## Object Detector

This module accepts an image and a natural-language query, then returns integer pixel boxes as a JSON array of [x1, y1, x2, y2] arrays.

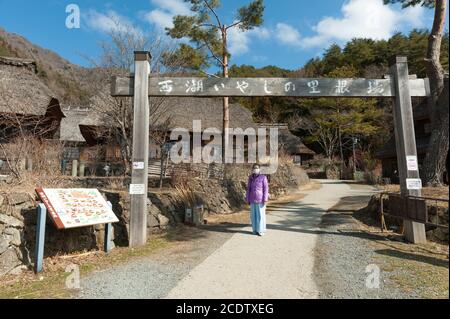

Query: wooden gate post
[[389, 56, 427, 244], [129, 51, 151, 247]]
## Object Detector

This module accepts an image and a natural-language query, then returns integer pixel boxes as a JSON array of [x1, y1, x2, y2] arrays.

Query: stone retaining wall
[[1, 164, 310, 276]]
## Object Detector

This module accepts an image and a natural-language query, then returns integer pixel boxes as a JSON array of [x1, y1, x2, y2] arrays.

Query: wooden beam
[[111, 76, 430, 98], [129, 51, 151, 248], [389, 56, 427, 244]]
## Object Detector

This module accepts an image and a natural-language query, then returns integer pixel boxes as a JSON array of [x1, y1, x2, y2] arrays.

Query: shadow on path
[[375, 249, 449, 268]]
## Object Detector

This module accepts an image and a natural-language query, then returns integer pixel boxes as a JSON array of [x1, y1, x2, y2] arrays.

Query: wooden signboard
[[35, 188, 119, 229], [388, 194, 427, 224], [113, 52, 428, 246], [111, 76, 429, 98]]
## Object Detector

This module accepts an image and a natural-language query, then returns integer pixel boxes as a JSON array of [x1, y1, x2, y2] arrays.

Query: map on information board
[[36, 188, 119, 229]]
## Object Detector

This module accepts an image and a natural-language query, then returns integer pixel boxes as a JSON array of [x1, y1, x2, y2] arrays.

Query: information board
[[35, 188, 119, 229]]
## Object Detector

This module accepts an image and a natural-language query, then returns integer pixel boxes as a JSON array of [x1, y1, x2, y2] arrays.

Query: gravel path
[[78, 227, 235, 299], [165, 180, 357, 299], [78, 180, 383, 299], [313, 183, 420, 299]]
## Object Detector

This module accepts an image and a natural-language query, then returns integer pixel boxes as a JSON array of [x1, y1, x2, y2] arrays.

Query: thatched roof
[[153, 97, 257, 132], [0, 56, 62, 116], [60, 97, 256, 143], [59, 107, 106, 142], [279, 129, 315, 156], [259, 124, 315, 156], [60, 107, 96, 142]]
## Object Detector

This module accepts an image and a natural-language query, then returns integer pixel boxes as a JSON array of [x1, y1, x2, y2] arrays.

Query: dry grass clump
[[174, 181, 197, 208]]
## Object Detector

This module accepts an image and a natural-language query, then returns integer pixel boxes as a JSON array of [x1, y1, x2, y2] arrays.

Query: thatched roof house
[[258, 124, 315, 165], [58, 97, 257, 146], [0, 56, 63, 117], [259, 124, 315, 155], [154, 97, 257, 132], [376, 99, 431, 160], [59, 106, 108, 144], [0, 56, 64, 139], [375, 83, 450, 184], [279, 128, 316, 157]]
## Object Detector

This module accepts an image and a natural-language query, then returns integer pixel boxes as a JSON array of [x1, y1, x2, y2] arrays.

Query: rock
[[0, 237, 9, 254], [147, 214, 159, 228], [9, 265, 28, 276], [157, 214, 170, 227], [3, 228, 21, 246], [8, 193, 31, 206], [0, 194, 4, 207], [148, 204, 161, 217], [0, 214, 23, 228], [158, 196, 176, 214], [11, 208, 25, 222], [0, 248, 21, 276]]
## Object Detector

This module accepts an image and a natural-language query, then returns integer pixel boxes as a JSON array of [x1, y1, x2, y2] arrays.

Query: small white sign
[[129, 184, 146, 195], [406, 156, 418, 171], [406, 178, 422, 190], [133, 162, 145, 170]]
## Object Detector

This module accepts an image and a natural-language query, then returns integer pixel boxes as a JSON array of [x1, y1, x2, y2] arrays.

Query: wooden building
[[0, 56, 64, 141], [259, 124, 316, 166], [0, 56, 64, 174], [376, 98, 448, 184]]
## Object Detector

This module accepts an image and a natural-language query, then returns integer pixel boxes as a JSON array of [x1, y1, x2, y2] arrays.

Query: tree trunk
[[352, 136, 357, 176], [159, 152, 165, 189], [338, 126, 344, 180], [422, 0, 448, 186], [422, 75, 449, 186], [222, 28, 230, 165]]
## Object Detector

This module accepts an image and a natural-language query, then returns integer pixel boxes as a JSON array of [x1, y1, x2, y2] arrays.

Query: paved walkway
[[165, 180, 369, 299], [79, 180, 377, 299]]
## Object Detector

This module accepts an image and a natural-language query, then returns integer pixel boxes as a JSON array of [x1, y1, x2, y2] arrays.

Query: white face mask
[[252, 168, 261, 175]]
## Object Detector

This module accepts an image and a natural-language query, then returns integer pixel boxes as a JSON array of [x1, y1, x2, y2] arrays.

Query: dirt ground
[[381, 184, 449, 200], [317, 183, 449, 299]]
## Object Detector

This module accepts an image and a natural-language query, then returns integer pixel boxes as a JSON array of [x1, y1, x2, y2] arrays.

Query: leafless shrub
[[277, 147, 293, 165], [81, 19, 187, 176], [0, 136, 63, 182]]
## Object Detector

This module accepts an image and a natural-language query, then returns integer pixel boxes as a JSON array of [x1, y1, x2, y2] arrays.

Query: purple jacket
[[246, 174, 269, 204]]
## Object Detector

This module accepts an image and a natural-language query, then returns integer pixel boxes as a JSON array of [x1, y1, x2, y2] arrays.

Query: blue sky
[[0, 0, 447, 71]]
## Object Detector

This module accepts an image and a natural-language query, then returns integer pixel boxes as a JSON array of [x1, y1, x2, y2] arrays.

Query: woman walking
[[246, 164, 269, 236]]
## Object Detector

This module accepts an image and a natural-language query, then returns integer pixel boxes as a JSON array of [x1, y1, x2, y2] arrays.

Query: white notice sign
[[133, 162, 145, 170], [406, 156, 418, 171], [129, 184, 146, 195], [406, 178, 422, 190]]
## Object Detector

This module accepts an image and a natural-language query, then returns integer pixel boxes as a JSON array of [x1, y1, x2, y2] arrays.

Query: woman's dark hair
[[252, 164, 260, 169]]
